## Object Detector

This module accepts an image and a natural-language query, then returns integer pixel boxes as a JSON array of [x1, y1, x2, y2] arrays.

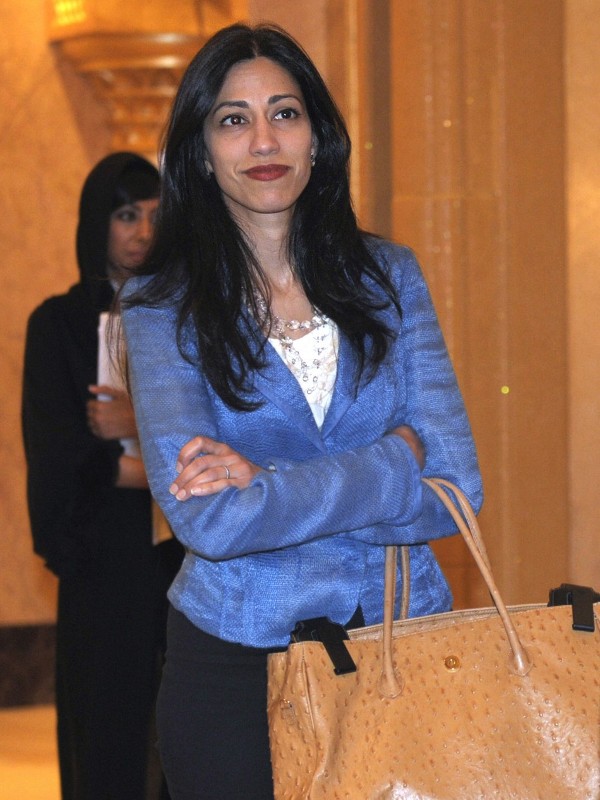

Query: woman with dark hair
[[121, 24, 483, 800], [22, 152, 182, 800]]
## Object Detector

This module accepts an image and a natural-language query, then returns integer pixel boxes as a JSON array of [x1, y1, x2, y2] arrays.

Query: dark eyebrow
[[211, 94, 303, 116], [269, 94, 302, 105]]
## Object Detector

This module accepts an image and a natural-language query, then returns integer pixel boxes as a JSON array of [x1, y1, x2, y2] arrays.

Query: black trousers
[[157, 605, 365, 800], [56, 536, 182, 800], [156, 607, 280, 800]]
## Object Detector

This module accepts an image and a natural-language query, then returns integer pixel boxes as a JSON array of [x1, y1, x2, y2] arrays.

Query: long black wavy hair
[[126, 23, 400, 410]]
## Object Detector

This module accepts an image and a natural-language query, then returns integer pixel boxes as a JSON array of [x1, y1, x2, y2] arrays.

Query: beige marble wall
[[1, 2, 110, 623], [566, 1, 600, 587]]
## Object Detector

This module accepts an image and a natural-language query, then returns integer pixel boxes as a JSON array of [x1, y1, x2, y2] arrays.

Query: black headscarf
[[76, 151, 159, 311]]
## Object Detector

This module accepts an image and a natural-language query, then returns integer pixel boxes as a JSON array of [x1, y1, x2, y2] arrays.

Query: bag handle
[[379, 478, 532, 698]]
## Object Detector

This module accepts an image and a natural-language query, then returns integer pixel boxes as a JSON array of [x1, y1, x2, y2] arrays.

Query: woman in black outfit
[[22, 152, 182, 800]]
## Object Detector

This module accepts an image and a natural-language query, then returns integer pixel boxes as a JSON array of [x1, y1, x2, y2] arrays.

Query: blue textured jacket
[[122, 239, 483, 647]]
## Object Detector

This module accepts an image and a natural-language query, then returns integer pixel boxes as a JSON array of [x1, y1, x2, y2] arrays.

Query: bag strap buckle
[[548, 583, 600, 632], [290, 617, 357, 675]]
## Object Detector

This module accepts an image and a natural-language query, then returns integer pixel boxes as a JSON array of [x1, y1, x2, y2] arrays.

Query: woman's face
[[203, 56, 315, 229], [106, 197, 159, 282]]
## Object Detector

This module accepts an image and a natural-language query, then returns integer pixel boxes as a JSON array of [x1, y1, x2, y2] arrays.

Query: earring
[[310, 150, 316, 167]]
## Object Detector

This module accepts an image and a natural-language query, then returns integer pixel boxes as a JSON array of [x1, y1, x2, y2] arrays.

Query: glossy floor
[[0, 705, 60, 800]]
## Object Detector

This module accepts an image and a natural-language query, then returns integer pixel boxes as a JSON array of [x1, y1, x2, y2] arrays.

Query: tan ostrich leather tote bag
[[267, 478, 600, 799]]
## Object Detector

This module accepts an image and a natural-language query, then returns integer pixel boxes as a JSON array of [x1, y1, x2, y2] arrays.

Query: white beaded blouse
[[269, 318, 339, 429]]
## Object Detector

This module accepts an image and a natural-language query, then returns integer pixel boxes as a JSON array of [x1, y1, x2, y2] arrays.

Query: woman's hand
[[169, 435, 262, 500], [116, 454, 149, 489], [87, 385, 138, 439], [389, 424, 425, 470]]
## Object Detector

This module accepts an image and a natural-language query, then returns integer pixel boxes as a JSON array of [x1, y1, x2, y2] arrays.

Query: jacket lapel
[[250, 330, 359, 449], [251, 341, 325, 451], [320, 333, 357, 439]]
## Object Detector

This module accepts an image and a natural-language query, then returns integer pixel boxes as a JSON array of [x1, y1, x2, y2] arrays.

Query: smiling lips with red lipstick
[[244, 164, 291, 181]]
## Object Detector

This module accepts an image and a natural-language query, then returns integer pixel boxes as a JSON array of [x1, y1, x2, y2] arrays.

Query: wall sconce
[[46, 1, 246, 159]]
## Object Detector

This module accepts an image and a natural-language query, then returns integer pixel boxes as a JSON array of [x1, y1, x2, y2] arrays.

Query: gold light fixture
[[46, 1, 247, 158]]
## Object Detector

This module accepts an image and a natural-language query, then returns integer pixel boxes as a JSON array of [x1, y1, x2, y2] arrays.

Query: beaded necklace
[[252, 292, 331, 395]]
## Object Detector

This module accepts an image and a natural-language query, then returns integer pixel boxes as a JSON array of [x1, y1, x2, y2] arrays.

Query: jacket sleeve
[[344, 241, 483, 544], [21, 301, 122, 576]]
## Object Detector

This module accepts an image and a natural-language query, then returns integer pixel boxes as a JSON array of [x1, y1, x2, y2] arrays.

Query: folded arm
[[122, 304, 424, 561]]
